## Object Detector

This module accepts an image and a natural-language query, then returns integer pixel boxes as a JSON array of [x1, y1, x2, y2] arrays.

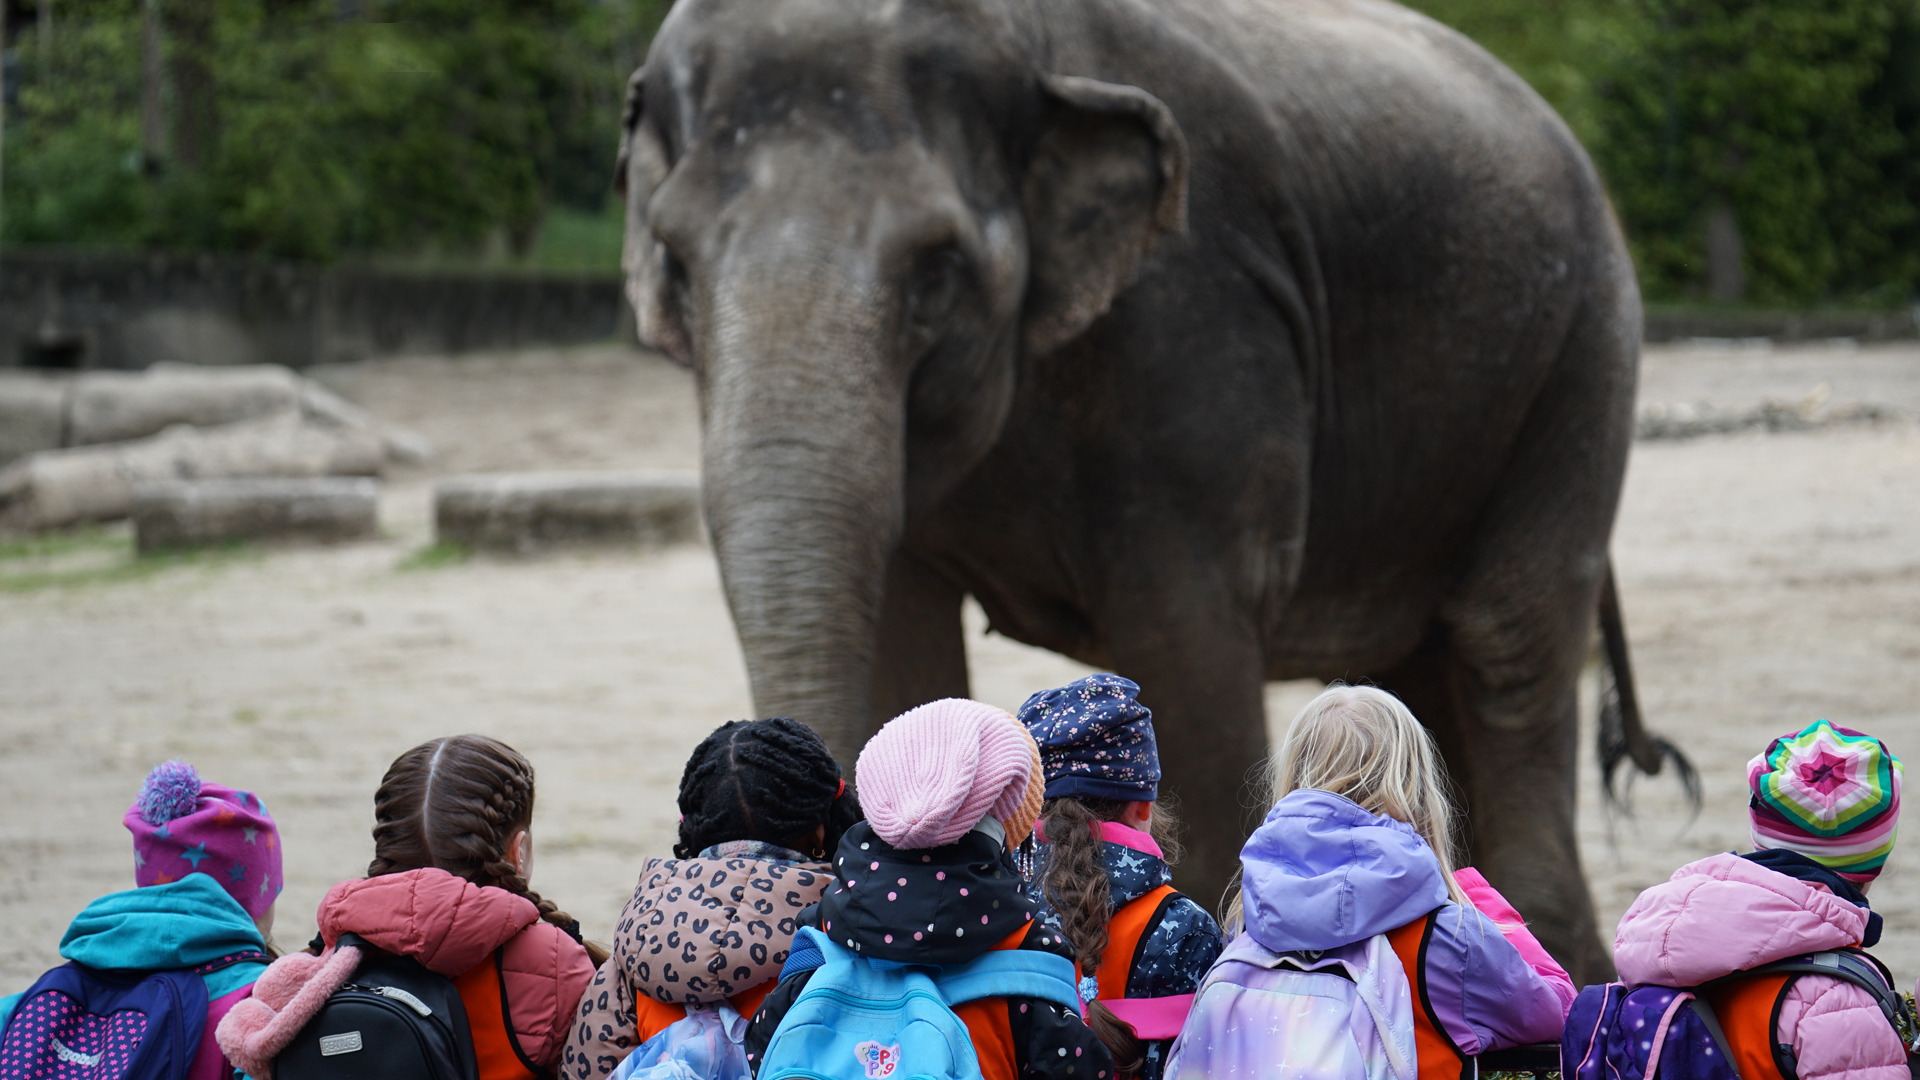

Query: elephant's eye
[[907, 246, 965, 330]]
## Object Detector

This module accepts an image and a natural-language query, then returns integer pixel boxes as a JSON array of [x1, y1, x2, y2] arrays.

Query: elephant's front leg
[[1106, 604, 1270, 920], [868, 548, 972, 731]]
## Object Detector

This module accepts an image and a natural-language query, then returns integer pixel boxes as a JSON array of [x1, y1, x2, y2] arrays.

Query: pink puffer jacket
[[219, 868, 594, 1078], [1614, 853, 1905, 1080]]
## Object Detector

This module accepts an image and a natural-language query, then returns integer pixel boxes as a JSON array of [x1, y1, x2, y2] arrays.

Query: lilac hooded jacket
[[1237, 790, 1566, 1053], [1614, 853, 1907, 1080]]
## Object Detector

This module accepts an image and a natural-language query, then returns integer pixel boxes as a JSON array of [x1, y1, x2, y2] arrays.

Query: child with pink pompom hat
[[0, 761, 282, 1080]]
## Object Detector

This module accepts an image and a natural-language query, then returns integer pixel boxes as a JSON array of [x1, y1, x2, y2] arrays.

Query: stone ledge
[[434, 471, 701, 554], [132, 477, 380, 553]]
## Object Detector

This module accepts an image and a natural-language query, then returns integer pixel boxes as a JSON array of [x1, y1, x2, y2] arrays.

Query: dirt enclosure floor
[[3, 339, 1917, 988]]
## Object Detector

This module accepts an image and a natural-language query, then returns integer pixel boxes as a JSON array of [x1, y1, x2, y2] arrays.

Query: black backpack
[[275, 933, 479, 1080]]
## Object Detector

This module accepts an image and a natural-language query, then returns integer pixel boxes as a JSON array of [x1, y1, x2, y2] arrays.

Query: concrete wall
[[2, 247, 625, 370]]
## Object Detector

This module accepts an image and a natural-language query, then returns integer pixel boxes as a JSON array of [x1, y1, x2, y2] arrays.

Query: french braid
[[673, 717, 861, 860], [369, 734, 611, 965], [1039, 794, 1188, 1078]]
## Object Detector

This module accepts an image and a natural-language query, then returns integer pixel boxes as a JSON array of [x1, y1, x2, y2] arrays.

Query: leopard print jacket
[[563, 842, 831, 1080]]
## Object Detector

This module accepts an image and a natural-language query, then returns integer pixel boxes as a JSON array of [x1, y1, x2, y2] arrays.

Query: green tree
[[1585, 0, 1919, 303], [4, 0, 666, 262]]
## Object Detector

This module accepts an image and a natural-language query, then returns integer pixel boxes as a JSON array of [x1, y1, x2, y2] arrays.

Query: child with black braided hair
[[563, 717, 858, 1080]]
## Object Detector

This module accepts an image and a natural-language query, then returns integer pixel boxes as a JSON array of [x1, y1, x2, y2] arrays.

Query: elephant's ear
[[1021, 74, 1190, 358], [616, 67, 687, 363]]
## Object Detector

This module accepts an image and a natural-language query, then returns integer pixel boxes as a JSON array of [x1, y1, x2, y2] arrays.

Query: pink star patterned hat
[[124, 761, 283, 918]]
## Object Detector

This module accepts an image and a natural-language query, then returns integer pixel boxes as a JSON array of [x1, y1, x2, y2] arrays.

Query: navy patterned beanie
[[1017, 674, 1160, 801]]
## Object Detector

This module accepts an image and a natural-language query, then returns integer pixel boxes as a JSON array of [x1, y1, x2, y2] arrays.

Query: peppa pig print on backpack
[[0, 950, 265, 1080]]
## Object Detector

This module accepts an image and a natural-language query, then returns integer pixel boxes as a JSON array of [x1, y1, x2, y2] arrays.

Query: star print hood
[[815, 821, 1039, 964], [58, 873, 268, 973]]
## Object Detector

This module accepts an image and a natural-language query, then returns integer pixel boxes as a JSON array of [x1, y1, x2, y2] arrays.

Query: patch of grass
[[0, 524, 130, 562], [0, 537, 254, 593], [397, 541, 471, 571]]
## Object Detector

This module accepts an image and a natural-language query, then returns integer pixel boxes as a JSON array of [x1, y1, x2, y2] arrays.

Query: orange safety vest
[[1094, 885, 1181, 1003], [631, 980, 782, 1044], [1386, 913, 1470, 1080], [1701, 973, 1797, 1080], [453, 950, 541, 1080], [951, 923, 1041, 1080]]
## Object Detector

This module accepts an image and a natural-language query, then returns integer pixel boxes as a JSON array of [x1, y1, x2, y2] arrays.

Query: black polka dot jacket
[[743, 822, 1114, 1080]]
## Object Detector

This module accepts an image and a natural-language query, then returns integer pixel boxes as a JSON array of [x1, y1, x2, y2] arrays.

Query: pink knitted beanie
[[856, 699, 1036, 849]]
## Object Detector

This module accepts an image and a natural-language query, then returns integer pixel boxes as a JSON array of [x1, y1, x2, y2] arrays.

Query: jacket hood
[[60, 874, 266, 972], [1239, 789, 1450, 952], [1614, 852, 1868, 988], [615, 844, 832, 1005], [1025, 822, 1174, 914], [817, 821, 1037, 965], [316, 867, 540, 977]]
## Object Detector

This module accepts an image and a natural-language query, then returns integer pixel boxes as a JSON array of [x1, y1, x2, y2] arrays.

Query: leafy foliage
[[1406, 0, 1920, 305], [6, 0, 1919, 302], [4, 0, 664, 264]]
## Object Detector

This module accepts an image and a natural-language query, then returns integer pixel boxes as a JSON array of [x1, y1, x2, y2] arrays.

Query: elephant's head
[[620, 0, 1187, 756]]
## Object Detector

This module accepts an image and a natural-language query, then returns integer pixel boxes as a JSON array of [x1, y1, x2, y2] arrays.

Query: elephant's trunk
[[699, 259, 905, 763]]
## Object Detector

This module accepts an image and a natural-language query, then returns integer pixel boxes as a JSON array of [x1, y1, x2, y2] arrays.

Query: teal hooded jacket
[[0, 873, 269, 1031]]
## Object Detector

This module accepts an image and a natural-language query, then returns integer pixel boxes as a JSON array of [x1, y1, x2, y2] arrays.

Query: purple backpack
[[1563, 982, 1741, 1080], [0, 952, 265, 1080]]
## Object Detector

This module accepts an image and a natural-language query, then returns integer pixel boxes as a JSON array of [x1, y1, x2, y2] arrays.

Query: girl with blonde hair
[[1168, 685, 1569, 1080]]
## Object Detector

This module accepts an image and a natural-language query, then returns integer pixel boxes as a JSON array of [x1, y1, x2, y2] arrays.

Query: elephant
[[617, 0, 1671, 980]]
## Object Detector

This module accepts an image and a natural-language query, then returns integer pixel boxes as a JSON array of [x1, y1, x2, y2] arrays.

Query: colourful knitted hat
[[856, 699, 1036, 850], [1749, 720, 1903, 883], [124, 761, 283, 918], [1018, 673, 1160, 801]]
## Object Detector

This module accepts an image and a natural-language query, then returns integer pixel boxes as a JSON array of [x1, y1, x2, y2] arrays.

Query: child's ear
[[1123, 801, 1154, 827], [508, 829, 532, 878]]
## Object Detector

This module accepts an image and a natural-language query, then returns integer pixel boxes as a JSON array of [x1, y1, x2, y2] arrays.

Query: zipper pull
[[372, 985, 434, 1017]]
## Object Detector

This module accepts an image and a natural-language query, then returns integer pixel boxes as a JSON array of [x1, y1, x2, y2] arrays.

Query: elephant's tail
[[1597, 558, 1702, 812]]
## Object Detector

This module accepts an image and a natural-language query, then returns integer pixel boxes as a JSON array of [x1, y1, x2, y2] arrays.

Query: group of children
[[0, 677, 1907, 1080]]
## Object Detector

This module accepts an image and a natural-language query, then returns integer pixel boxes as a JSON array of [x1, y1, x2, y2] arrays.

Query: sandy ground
[[1, 339, 1916, 991]]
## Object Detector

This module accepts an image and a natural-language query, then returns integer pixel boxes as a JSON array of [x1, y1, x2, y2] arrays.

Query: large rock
[[132, 477, 380, 553], [0, 363, 432, 467], [0, 413, 386, 533], [0, 375, 68, 465], [435, 472, 702, 554]]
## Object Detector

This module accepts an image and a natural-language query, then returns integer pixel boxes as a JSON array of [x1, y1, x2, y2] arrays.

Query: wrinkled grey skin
[[621, 0, 1639, 980]]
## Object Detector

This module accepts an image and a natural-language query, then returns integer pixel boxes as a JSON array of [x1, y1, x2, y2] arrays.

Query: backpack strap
[[779, 927, 831, 982], [192, 950, 271, 976], [1386, 910, 1469, 1080], [1699, 948, 1909, 1080], [934, 950, 1081, 1014], [1750, 950, 1912, 1034]]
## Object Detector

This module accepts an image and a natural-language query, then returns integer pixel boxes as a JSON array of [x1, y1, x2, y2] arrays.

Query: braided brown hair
[[1040, 795, 1187, 1078], [369, 734, 610, 965]]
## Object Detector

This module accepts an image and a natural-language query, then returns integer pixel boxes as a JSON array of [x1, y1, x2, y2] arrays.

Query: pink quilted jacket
[[218, 868, 593, 1078], [1614, 853, 1906, 1080]]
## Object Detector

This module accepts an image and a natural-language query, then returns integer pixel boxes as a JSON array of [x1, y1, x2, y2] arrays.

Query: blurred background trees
[[2, 0, 1918, 304], [1, 0, 663, 267]]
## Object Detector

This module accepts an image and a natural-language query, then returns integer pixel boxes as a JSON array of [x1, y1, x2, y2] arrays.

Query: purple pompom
[[136, 761, 203, 826]]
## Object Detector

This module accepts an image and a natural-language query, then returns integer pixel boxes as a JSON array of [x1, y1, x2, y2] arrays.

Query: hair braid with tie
[[369, 733, 610, 965]]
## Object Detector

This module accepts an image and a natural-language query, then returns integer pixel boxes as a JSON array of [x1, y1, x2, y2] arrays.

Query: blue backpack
[[757, 926, 1082, 1080], [0, 950, 266, 1080]]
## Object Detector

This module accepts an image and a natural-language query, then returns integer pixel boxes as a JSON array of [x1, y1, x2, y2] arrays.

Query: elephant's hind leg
[[1420, 286, 1635, 984]]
